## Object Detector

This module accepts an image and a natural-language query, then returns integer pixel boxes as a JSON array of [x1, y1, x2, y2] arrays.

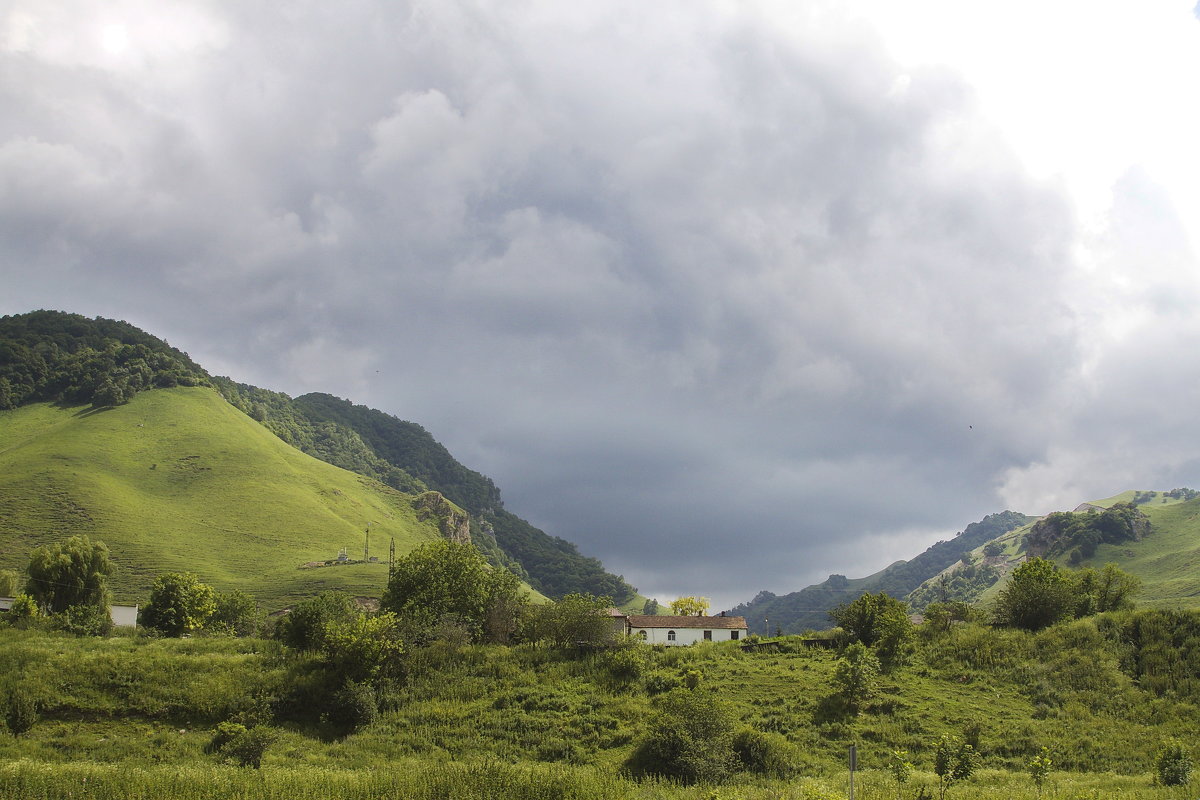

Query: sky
[[3, 1, 1200, 611]]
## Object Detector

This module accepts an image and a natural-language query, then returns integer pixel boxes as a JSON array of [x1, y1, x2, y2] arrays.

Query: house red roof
[[625, 614, 748, 630]]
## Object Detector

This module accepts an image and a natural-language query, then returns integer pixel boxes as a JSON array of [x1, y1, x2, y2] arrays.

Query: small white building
[[0, 598, 138, 628], [622, 613, 748, 645]]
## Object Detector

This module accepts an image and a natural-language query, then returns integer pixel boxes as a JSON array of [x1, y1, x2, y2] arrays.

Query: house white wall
[[631, 626, 743, 646], [110, 604, 139, 628]]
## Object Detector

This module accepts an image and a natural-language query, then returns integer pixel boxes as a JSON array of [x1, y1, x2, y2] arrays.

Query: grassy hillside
[[910, 491, 1200, 612], [0, 388, 450, 607]]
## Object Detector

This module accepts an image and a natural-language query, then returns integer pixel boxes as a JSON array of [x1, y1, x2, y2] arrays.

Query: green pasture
[[0, 389, 446, 608]]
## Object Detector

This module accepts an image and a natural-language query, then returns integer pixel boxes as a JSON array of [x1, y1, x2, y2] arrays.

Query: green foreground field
[[1, 612, 1197, 799]]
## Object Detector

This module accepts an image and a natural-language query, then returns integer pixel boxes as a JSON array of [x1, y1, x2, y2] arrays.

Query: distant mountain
[[0, 310, 640, 607], [728, 510, 1032, 634]]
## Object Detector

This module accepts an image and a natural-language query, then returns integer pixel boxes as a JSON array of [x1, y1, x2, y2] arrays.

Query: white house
[[0, 598, 139, 628], [622, 613, 748, 645]]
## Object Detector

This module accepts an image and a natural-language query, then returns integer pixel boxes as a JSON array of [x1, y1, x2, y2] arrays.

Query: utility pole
[[388, 537, 395, 577], [364, 522, 372, 562]]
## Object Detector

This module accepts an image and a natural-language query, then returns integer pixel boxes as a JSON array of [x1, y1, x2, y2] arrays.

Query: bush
[[325, 680, 378, 733], [605, 646, 645, 683], [205, 721, 277, 768], [4, 689, 38, 736], [626, 689, 737, 784], [643, 672, 680, 695], [52, 603, 113, 636], [1155, 738, 1192, 786], [222, 726, 278, 768], [732, 728, 796, 777]]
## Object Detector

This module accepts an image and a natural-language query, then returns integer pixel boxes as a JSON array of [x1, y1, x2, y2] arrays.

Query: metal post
[[848, 744, 857, 800]]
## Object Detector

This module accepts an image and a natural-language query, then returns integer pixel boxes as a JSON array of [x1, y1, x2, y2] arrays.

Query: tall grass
[[0, 761, 1189, 800]]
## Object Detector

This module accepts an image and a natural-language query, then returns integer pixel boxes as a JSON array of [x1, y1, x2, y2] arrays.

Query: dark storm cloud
[[7, 1, 1195, 609]]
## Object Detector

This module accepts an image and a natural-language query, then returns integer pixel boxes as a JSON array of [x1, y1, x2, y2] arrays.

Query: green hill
[[909, 490, 1200, 611], [0, 387, 452, 608], [0, 310, 639, 608]]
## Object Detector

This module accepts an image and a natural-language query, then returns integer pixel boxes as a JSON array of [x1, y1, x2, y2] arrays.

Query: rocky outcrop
[[412, 491, 471, 544]]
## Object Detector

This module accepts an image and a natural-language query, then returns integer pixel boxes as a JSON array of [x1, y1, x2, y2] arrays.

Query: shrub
[[643, 672, 680, 695], [626, 689, 736, 784], [52, 603, 113, 636], [275, 592, 359, 650], [605, 646, 645, 683], [5, 689, 38, 736], [222, 726, 278, 768], [325, 680, 378, 733], [205, 721, 277, 768], [5, 594, 39, 628], [731, 728, 796, 777], [1155, 738, 1192, 787], [933, 734, 978, 799]]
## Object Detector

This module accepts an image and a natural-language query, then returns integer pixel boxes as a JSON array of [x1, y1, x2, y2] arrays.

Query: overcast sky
[[4, 2, 1200, 610]]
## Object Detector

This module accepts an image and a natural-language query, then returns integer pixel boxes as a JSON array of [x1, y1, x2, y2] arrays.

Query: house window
[[667, 630, 676, 641], [703, 630, 712, 641], [637, 630, 647, 640], [730, 630, 739, 640]]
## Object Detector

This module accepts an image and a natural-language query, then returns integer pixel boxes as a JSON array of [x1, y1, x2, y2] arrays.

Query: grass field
[[0, 389, 450, 608], [1, 614, 1197, 799]]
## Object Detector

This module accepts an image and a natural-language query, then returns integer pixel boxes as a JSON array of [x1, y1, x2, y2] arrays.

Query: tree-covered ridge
[[0, 310, 209, 409], [292, 392, 638, 604], [729, 511, 1031, 633], [211, 379, 427, 496]]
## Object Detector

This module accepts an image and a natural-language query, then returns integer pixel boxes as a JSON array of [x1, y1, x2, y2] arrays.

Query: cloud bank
[[4, 1, 1200, 608]]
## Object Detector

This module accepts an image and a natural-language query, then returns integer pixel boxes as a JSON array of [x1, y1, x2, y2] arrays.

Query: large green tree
[[25, 535, 114, 614], [139, 572, 216, 636], [830, 591, 913, 663], [993, 557, 1075, 631], [382, 539, 524, 640]]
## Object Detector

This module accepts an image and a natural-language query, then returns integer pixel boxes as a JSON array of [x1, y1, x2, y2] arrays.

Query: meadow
[[2, 609, 1198, 799]]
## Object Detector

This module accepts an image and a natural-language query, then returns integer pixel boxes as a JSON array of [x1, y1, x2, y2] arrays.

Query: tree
[[830, 591, 912, 663], [888, 749, 914, 800], [1073, 562, 1140, 617], [208, 589, 261, 637], [139, 572, 216, 636], [276, 591, 360, 651], [642, 598, 659, 615], [993, 558, 1075, 631], [669, 596, 710, 616], [983, 541, 1004, 558], [1027, 747, 1052, 797], [382, 540, 523, 641], [526, 592, 615, 648], [933, 734, 978, 800], [26, 535, 114, 615], [832, 642, 879, 712]]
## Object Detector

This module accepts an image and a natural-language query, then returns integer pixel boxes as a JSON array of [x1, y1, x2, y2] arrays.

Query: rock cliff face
[[412, 491, 471, 544]]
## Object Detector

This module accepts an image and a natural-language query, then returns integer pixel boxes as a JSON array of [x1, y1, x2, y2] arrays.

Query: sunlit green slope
[[914, 490, 1200, 610], [0, 387, 449, 608]]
